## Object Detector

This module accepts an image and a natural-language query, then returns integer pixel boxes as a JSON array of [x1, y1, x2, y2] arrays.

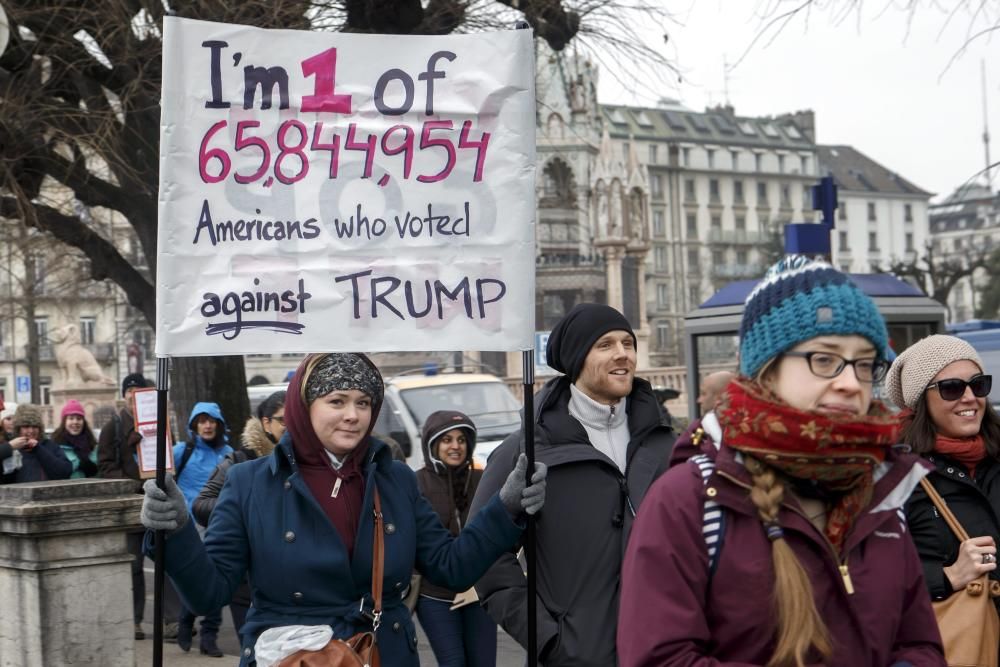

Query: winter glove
[[499, 453, 547, 517], [141, 473, 189, 533]]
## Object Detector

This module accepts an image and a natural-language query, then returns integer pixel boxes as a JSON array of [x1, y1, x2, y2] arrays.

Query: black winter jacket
[[906, 453, 1000, 610], [468, 375, 674, 667], [0, 438, 73, 483]]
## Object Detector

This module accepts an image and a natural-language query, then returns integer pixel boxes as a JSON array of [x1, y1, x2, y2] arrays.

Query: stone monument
[[0, 478, 142, 666]]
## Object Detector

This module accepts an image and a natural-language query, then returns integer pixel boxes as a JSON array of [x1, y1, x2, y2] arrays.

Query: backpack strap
[[174, 442, 196, 481], [690, 454, 725, 575]]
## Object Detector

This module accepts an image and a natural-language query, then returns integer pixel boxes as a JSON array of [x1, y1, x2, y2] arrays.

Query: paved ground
[[140, 565, 527, 665]]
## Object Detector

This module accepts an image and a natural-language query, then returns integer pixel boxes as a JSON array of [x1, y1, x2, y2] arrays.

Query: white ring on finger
[[983, 553, 996, 565]]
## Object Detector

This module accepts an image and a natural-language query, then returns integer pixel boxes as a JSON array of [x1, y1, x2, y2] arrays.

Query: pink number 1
[[301, 48, 352, 114]]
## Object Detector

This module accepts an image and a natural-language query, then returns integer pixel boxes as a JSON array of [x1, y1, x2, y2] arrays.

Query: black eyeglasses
[[927, 375, 993, 401], [783, 351, 889, 383], [267, 416, 285, 424]]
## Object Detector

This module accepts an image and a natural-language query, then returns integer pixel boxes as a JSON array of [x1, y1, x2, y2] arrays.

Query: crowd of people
[[8, 254, 1000, 666]]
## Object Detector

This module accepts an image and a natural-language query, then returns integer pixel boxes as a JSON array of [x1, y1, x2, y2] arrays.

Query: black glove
[[77, 453, 98, 477]]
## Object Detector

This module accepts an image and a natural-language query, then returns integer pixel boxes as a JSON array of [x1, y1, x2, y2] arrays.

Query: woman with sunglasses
[[618, 256, 944, 667], [886, 335, 1000, 611]]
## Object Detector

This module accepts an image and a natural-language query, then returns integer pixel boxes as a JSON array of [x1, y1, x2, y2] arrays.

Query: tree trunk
[[169, 356, 250, 447]]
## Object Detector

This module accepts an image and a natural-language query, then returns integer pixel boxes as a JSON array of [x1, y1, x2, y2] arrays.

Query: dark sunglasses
[[926, 375, 993, 401]]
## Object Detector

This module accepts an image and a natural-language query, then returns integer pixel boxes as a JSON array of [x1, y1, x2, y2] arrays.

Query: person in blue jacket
[[172, 401, 233, 657], [141, 352, 546, 667]]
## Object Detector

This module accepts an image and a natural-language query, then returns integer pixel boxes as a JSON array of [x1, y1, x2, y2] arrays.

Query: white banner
[[156, 17, 536, 356]]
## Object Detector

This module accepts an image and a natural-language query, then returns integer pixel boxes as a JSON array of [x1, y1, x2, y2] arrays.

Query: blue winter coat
[[173, 402, 232, 510], [154, 436, 523, 666]]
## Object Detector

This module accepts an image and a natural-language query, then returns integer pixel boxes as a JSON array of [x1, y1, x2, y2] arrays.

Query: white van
[[374, 371, 522, 470], [245, 371, 522, 469]]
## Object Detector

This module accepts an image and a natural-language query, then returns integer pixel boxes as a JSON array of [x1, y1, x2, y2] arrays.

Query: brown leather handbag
[[920, 478, 1000, 667], [278, 491, 384, 667]]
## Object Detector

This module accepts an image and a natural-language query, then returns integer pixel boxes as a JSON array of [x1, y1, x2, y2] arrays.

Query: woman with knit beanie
[[51, 399, 99, 478], [886, 335, 1000, 613], [139, 353, 547, 667], [618, 256, 944, 667], [415, 410, 497, 667]]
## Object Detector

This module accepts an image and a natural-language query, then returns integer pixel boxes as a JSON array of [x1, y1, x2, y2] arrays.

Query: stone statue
[[49, 324, 116, 388]]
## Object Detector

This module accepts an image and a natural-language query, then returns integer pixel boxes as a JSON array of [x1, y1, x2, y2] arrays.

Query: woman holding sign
[[140, 352, 546, 666]]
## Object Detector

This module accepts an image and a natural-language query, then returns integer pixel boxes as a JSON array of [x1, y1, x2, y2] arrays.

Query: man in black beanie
[[468, 303, 674, 666]]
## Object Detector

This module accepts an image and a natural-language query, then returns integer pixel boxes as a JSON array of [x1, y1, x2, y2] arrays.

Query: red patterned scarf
[[717, 378, 902, 551]]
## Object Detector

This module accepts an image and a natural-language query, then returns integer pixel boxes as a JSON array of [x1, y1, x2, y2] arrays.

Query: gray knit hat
[[12, 404, 44, 430], [303, 353, 383, 406], [885, 335, 983, 410]]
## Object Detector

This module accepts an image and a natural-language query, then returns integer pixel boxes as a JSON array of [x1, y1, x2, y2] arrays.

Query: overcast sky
[[596, 2, 999, 201]]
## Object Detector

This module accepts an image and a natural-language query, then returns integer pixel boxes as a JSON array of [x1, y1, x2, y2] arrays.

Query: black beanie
[[121, 373, 147, 397], [545, 303, 636, 382]]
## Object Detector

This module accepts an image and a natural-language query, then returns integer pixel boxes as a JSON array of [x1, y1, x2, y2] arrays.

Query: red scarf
[[718, 379, 902, 551], [935, 435, 986, 478], [284, 357, 371, 558]]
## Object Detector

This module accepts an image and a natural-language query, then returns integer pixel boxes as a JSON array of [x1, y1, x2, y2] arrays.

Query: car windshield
[[399, 382, 521, 434]]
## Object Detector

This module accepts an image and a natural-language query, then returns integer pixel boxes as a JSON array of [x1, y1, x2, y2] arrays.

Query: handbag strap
[[920, 477, 972, 542], [371, 489, 384, 629]]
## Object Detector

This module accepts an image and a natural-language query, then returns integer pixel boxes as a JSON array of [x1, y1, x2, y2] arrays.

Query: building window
[[839, 204, 846, 220], [780, 184, 791, 207], [731, 150, 739, 170], [689, 285, 700, 306], [40, 379, 52, 406], [707, 149, 715, 169], [684, 179, 696, 202], [735, 215, 746, 231], [35, 316, 48, 342], [656, 323, 671, 350], [867, 202, 876, 221], [622, 141, 630, 157], [709, 179, 720, 203], [734, 180, 744, 204], [840, 263, 851, 272], [757, 182, 768, 204], [686, 214, 698, 237], [656, 284, 670, 308], [801, 155, 809, 174], [653, 210, 665, 236], [34, 254, 47, 294], [711, 249, 724, 265], [955, 238, 963, 250], [655, 246, 667, 270], [710, 215, 722, 230], [839, 231, 849, 250], [803, 185, 812, 208], [754, 153, 762, 172], [687, 247, 700, 270], [736, 249, 748, 264], [905, 232, 914, 251], [868, 231, 878, 251], [651, 174, 663, 200], [649, 144, 658, 164], [79, 316, 96, 345], [905, 203, 913, 222], [682, 147, 690, 167], [778, 155, 786, 173]]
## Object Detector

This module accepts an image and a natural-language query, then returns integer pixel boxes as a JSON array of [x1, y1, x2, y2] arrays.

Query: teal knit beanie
[[738, 256, 888, 378]]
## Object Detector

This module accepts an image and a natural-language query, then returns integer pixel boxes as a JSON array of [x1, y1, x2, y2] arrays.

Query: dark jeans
[[179, 603, 222, 641], [127, 532, 145, 623], [416, 596, 497, 667], [229, 602, 249, 640]]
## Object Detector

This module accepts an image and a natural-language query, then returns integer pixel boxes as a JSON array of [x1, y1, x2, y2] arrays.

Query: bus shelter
[[682, 273, 947, 420]]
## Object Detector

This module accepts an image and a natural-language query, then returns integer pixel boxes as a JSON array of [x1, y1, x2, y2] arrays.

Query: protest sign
[[132, 388, 174, 478], [155, 17, 536, 356]]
